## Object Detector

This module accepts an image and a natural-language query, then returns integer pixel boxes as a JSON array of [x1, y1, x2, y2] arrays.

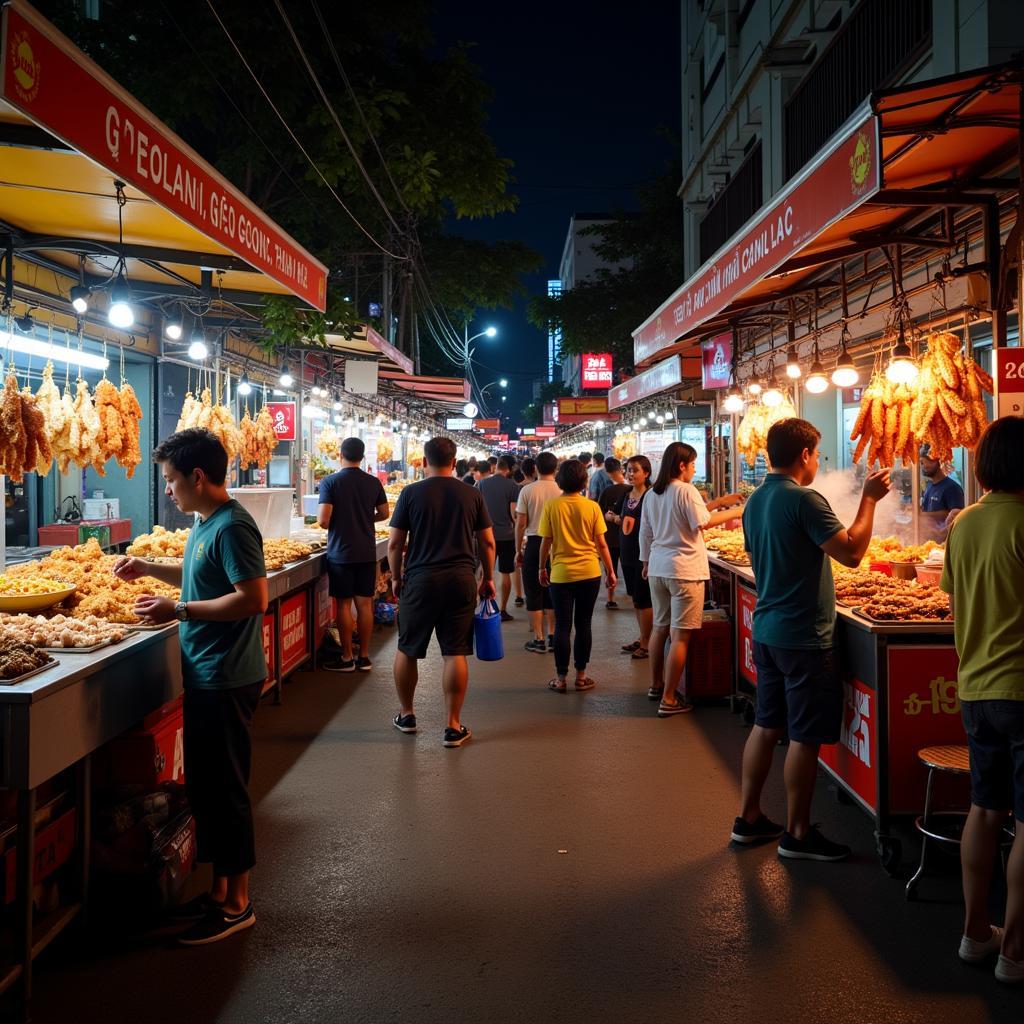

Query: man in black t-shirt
[[477, 455, 520, 620], [317, 437, 390, 672], [598, 457, 630, 608], [388, 438, 496, 748]]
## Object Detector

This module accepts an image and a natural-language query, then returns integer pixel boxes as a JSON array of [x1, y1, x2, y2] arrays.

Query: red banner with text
[[279, 592, 309, 677], [736, 584, 757, 687], [819, 676, 879, 814], [581, 353, 613, 390], [265, 402, 296, 442]]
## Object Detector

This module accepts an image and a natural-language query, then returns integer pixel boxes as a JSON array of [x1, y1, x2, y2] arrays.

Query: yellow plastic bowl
[[0, 585, 77, 613]]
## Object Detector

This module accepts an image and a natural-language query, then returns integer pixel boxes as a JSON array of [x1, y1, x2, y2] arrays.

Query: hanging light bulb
[[279, 364, 294, 388], [831, 341, 860, 388], [187, 337, 209, 361], [656, 414, 665, 424], [333, 399, 342, 411], [761, 377, 784, 408], [722, 386, 745, 414], [70, 285, 90, 315], [237, 374, 252, 397], [107, 273, 134, 329], [164, 317, 183, 341], [805, 357, 829, 394], [664, 410, 674, 420], [886, 325, 918, 385], [785, 346, 802, 379], [639, 416, 648, 427], [746, 379, 762, 396]]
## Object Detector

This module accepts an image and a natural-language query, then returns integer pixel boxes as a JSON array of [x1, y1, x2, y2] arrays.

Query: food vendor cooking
[[920, 444, 965, 540]]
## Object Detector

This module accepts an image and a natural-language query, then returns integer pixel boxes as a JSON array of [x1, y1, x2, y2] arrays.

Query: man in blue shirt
[[731, 418, 891, 862], [114, 428, 268, 945], [920, 445, 966, 540], [587, 452, 611, 500]]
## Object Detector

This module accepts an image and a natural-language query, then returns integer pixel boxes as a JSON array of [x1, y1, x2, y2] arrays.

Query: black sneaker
[[500, 611, 514, 622], [524, 639, 548, 654], [647, 686, 662, 700], [323, 657, 355, 673], [393, 713, 418, 734], [606, 600, 618, 609], [443, 725, 472, 748], [514, 597, 525, 607], [730, 814, 785, 845], [165, 892, 223, 922], [177, 903, 256, 945], [355, 656, 372, 672], [778, 826, 851, 862]]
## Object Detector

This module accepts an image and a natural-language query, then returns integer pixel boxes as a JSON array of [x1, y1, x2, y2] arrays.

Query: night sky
[[432, 2, 681, 426]]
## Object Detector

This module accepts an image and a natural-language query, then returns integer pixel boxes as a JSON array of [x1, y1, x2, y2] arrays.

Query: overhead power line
[[202, 0, 408, 262]]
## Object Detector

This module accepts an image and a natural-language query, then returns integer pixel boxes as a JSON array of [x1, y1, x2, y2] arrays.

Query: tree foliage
[[526, 163, 684, 374], [519, 381, 571, 429], [37, 0, 539, 363]]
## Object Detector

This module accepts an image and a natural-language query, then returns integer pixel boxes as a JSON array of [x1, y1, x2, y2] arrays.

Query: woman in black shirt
[[613, 455, 653, 661]]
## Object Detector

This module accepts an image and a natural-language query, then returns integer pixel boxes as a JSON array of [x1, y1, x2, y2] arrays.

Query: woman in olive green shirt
[[940, 415, 1024, 983]]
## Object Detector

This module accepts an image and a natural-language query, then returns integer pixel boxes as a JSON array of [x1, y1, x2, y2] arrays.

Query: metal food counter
[[708, 555, 964, 874]]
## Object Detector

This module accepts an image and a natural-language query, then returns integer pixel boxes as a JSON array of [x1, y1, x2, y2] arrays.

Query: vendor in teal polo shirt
[[113, 427, 268, 946]]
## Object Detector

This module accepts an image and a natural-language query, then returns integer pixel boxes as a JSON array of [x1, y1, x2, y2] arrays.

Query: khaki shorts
[[649, 577, 705, 631]]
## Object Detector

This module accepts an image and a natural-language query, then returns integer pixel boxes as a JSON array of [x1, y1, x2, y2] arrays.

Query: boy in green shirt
[[114, 428, 268, 945], [940, 415, 1024, 983]]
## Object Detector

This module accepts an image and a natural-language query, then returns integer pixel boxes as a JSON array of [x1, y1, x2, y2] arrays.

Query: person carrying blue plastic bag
[[387, 437, 496, 748], [474, 599, 504, 661]]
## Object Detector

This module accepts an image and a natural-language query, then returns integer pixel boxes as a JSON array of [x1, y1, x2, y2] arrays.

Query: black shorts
[[398, 571, 477, 658], [961, 700, 1024, 820], [753, 642, 841, 745], [622, 562, 652, 610], [522, 535, 553, 612], [327, 560, 377, 599], [495, 539, 516, 574]]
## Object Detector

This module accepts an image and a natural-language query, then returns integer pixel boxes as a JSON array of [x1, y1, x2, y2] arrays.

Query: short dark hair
[[975, 416, 1024, 492], [488, 456, 498, 466], [513, 469, 525, 483], [766, 418, 821, 468], [456, 459, 469, 476], [556, 458, 588, 494], [521, 457, 536, 477], [593, 452, 605, 465], [652, 442, 698, 494], [341, 436, 365, 462], [424, 437, 457, 468], [153, 428, 228, 485], [498, 455, 515, 472], [536, 451, 558, 476], [477, 460, 493, 475], [578, 451, 592, 463], [605, 457, 621, 474]]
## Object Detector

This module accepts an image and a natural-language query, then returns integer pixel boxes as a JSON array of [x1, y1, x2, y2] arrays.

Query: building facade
[[681, 0, 1024, 281]]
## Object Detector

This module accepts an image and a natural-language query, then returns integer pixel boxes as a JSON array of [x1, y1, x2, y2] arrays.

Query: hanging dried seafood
[[316, 423, 340, 461], [736, 395, 798, 467]]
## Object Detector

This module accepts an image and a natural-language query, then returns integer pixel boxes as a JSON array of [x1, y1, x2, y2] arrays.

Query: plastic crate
[[683, 618, 733, 700]]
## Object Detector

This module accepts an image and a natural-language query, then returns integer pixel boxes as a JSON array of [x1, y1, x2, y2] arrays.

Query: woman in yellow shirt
[[538, 460, 616, 692]]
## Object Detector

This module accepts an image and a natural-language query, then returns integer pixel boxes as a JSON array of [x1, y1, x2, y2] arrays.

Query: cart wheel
[[875, 832, 903, 876]]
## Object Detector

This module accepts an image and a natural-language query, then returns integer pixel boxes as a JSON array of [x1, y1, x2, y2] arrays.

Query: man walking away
[[113, 428, 268, 944], [317, 436, 390, 672], [733, 418, 890, 860], [478, 455, 520, 621], [588, 452, 612, 500], [388, 438, 496, 747], [516, 451, 561, 652], [598, 457, 629, 608]]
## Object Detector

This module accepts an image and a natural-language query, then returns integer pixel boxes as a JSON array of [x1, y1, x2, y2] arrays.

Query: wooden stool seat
[[917, 745, 971, 775]]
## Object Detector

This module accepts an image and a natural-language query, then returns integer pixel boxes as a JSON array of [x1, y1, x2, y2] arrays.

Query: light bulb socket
[[70, 285, 90, 314]]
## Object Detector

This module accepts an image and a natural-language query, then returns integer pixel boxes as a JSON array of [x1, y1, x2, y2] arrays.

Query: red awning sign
[[558, 396, 609, 416], [633, 115, 880, 365], [608, 355, 683, 410], [1, 1, 328, 310], [581, 353, 613, 390], [266, 402, 296, 441]]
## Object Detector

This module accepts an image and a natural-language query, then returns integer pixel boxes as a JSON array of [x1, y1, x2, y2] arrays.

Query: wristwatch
[[174, 601, 189, 622]]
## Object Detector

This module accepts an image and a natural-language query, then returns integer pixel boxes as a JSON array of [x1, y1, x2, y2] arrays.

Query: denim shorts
[[960, 700, 1024, 821], [753, 642, 842, 745]]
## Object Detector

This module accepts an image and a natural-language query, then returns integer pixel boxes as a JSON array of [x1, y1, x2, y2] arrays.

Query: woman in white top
[[639, 442, 742, 716]]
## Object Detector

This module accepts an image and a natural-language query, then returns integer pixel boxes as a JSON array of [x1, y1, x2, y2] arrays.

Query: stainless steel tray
[[0, 657, 57, 686]]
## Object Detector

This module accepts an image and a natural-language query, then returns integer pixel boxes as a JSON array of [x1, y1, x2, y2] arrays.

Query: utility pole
[[381, 253, 393, 344]]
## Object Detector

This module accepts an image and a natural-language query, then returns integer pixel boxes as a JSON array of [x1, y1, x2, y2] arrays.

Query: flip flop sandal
[[631, 648, 650, 660], [547, 678, 567, 693], [621, 641, 641, 653], [574, 678, 596, 691]]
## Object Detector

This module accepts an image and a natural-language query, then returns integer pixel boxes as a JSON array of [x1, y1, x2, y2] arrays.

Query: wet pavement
[[32, 603, 1021, 1023]]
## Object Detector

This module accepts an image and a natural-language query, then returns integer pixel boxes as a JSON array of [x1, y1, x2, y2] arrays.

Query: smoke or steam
[[808, 467, 915, 542]]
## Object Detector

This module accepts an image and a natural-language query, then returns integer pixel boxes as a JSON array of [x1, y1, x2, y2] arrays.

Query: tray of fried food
[[864, 536, 940, 566], [704, 528, 750, 565], [263, 537, 313, 571], [4, 539, 180, 625], [0, 573, 77, 613], [0, 638, 55, 685], [855, 588, 952, 623], [0, 612, 130, 651], [126, 525, 190, 559]]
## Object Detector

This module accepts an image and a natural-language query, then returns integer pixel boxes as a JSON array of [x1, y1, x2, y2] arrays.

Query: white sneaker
[[995, 954, 1024, 984], [959, 926, 1003, 963]]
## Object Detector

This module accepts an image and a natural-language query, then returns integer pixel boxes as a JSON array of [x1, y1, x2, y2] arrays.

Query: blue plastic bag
[[474, 599, 504, 661]]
